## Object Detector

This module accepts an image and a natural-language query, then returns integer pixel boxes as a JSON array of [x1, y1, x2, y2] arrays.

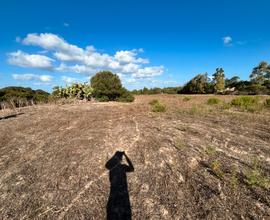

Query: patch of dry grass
[[0, 94, 270, 219]]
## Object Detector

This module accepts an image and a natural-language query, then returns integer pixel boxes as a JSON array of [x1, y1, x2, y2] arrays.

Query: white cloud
[[123, 76, 178, 88], [63, 22, 70, 27], [10, 33, 165, 81], [56, 63, 96, 75], [8, 50, 53, 70], [126, 78, 137, 84], [22, 33, 84, 57], [61, 76, 80, 84], [223, 36, 232, 46], [12, 73, 53, 82], [39, 75, 53, 82], [132, 66, 164, 78], [115, 50, 149, 64]]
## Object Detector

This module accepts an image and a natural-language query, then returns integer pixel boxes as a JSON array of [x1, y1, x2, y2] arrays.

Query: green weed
[[244, 168, 270, 189], [151, 101, 166, 112], [205, 146, 217, 156], [210, 160, 225, 178], [207, 97, 220, 105], [231, 96, 260, 112]]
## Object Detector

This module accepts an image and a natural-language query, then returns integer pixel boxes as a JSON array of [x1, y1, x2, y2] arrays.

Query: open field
[[0, 95, 270, 219]]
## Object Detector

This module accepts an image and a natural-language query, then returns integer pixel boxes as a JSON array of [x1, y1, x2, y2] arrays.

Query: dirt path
[[57, 115, 141, 219]]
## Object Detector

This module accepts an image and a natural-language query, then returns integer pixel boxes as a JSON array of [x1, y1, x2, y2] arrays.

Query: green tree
[[225, 76, 240, 87], [213, 68, 225, 93], [142, 87, 149, 94], [180, 73, 210, 94], [250, 61, 270, 84], [91, 71, 122, 100], [91, 71, 134, 102]]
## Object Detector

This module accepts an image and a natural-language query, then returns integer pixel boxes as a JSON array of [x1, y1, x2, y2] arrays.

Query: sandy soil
[[0, 95, 269, 219]]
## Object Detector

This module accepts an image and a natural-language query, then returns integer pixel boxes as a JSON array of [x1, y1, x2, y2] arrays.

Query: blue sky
[[0, 0, 270, 92]]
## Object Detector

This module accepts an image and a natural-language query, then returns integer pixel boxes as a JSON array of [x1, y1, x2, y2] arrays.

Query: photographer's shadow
[[105, 151, 134, 220]]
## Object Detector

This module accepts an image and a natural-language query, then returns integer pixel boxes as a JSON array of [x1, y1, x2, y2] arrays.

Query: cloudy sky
[[0, 0, 270, 91]]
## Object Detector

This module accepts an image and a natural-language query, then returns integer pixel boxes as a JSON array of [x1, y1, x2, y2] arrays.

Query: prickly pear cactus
[[52, 83, 93, 100]]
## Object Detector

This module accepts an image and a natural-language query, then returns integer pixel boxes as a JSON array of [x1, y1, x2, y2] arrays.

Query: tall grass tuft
[[264, 98, 270, 108], [207, 97, 220, 105], [150, 100, 166, 112], [230, 96, 260, 112]]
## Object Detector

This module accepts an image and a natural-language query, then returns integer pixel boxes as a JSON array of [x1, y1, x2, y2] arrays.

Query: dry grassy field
[[0, 95, 270, 219]]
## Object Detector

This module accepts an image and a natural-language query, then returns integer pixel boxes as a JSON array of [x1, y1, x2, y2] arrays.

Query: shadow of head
[[105, 151, 125, 170]]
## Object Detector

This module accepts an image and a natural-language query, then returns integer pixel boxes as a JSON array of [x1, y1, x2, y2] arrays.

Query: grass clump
[[244, 158, 270, 189], [244, 168, 270, 189], [151, 101, 166, 112], [205, 146, 217, 156], [175, 139, 185, 150], [220, 101, 231, 110], [264, 98, 270, 108], [231, 96, 259, 111], [210, 160, 225, 179], [183, 96, 191, 102], [207, 97, 220, 105], [149, 99, 159, 105], [230, 166, 239, 190], [152, 103, 166, 112]]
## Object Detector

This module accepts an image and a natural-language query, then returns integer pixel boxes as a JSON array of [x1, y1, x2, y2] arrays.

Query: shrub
[[245, 168, 270, 189], [152, 102, 166, 112], [52, 83, 93, 100], [231, 96, 259, 111], [265, 98, 270, 108], [231, 96, 258, 107], [91, 71, 122, 101], [0, 86, 49, 109], [149, 99, 159, 105], [180, 73, 210, 94], [116, 88, 135, 102], [91, 71, 134, 102], [97, 96, 110, 102], [207, 97, 220, 105]]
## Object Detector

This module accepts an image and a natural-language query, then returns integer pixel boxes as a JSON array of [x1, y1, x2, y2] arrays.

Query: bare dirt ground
[[0, 95, 270, 219]]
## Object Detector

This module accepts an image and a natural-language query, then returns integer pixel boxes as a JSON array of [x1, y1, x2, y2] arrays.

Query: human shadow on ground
[[105, 151, 134, 220], [0, 112, 24, 121]]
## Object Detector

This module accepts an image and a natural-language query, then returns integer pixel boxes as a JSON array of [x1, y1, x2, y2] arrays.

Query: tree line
[[132, 61, 270, 95], [0, 86, 49, 109], [1, 61, 269, 110]]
